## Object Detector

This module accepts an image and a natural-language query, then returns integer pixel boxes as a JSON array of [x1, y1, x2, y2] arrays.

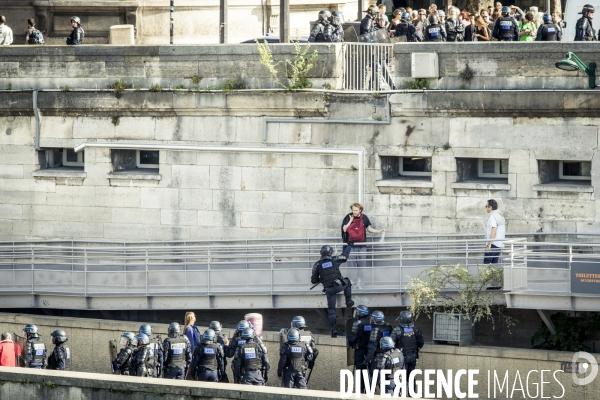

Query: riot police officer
[[290, 316, 317, 354], [23, 324, 46, 369], [445, 9, 465, 42], [131, 333, 152, 377], [369, 337, 404, 396], [536, 14, 562, 41], [187, 329, 225, 382], [66, 16, 84, 45], [112, 332, 137, 375], [228, 320, 268, 383], [393, 12, 418, 42], [163, 322, 192, 379], [331, 11, 345, 42], [425, 14, 446, 41], [361, 5, 379, 35], [309, 10, 334, 42], [311, 245, 354, 337], [47, 330, 71, 371], [390, 311, 424, 389], [347, 305, 370, 393], [139, 323, 164, 378], [365, 310, 393, 365], [233, 327, 270, 385], [209, 321, 230, 382], [493, 6, 519, 41], [277, 328, 314, 389], [575, 4, 597, 41]]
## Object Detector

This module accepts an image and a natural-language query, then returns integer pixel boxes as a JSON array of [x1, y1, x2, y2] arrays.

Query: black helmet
[[399, 310, 414, 328], [51, 329, 68, 344], [168, 322, 181, 337], [287, 328, 300, 342], [203, 329, 216, 341], [428, 14, 438, 25], [320, 245, 333, 259], [581, 4, 595, 14], [501, 6, 510, 16], [23, 324, 39, 337], [332, 11, 344, 26], [209, 321, 222, 332], [241, 327, 255, 339], [365, 4, 378, 15], [291, 316, 307, 329], [135, 333, 150, 345], [139, 324, 152, 336], [372, 310, 385, 323], [237, 320, 250, 332], [318, 10, 332, 21], [355, 304, 369, 317], [70, 16, 81, 25]]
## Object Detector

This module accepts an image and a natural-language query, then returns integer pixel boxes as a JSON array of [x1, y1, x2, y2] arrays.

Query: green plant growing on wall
[[111, 115, 120, 126], [173, 84, 186, 90], [107, 78, 132, 98], [459, 62, 474, 81], [372, 92, 382, 99], [256, 30, 318, 91], [149, 84, 163, 92], [188, 75, 202, 85], [459, 84, 468, 90], [217, 78, 246, 92], [44, 381, 57, 389], [531, 312, 600, 352], [443, 142, 451, 150], [404, 263, 515, 330], [7, 83, 12, 90], [405, 79, 430, 90], [60, 85, 72, 92]]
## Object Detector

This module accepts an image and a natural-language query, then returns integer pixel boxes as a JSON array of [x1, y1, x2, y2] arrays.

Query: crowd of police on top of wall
[[309, 3, 598, 43]]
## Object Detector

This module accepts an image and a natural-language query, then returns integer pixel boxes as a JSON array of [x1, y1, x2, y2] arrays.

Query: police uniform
[[369, 347, 404, 395], [163, 334, 191, 379], [445, 18, 465, 42], [25, 337, 46, 369], [189, 340, 225, 382], [309, 21, 335, 42], [360, 15, 376, 35], [112, 344, 137, 375], [365, 321, 393, 363], [131, 345, 153, 377], [425, 23, 446, 41], [347, 314, 371, 393], [66, 26, 84, 45], [146, 339, 164, 378], [228, 334, 249, 383], [278, 341, 313, 389], [575, 15, 597, 41], [234, 338, 270, 385], [47, 343, 71, 370], [394, 21, 418, 42], [391, 325, 424, 384], [493, 17, 518, 41], [215, 331, 230, 382], [536, 23, 561, 41]]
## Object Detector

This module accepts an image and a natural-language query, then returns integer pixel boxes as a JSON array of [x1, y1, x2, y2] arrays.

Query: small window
[[62, 148, 84, 167], [559, 161, 591, 180], [478, 159, 508, 178], [400, 157, 432, 177], [136, 150, 159, 169]]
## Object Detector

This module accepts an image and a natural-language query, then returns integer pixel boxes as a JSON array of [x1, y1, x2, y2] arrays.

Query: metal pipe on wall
[[170, 0, 174, 45], [220, 0, 228, 44], [280, 0, 289, 43]]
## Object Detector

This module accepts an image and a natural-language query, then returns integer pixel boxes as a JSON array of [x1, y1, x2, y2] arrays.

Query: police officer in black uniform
[[536, 14, 562, 41], [233, 328, 270, 385], [23, 324, 46, 369], [47, 330, 71, 371], [493, 6, 519, 41], [394, 12, 419, 42], [112, 332, 137, 375], [309, 10, 334, 42], [391, 311, 424, 389], [369, 337, 404, 396], [425, 14, 446, 41], [131, 333, 152, 377], [361, 5, 379, 35], [163, 322, 192, 379], [187, 329, 225, 382], [139, 323, 164, 378], [209, 321, 231, 382], [66, 16, 84, 45], [364, 310, 393, 366], [575, 4, 597, 41], [347, 304, 371, 393], [311, 245, 354, 337], [278, 328, 314, 389], [331, 11, 345, 42]]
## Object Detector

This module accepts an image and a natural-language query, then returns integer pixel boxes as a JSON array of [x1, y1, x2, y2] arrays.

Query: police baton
[[306, 365, 314, 384], [309, 283, 320, 290]]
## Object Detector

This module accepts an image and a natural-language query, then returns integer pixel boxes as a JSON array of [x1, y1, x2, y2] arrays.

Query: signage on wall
[[571, 262, 600, 295]]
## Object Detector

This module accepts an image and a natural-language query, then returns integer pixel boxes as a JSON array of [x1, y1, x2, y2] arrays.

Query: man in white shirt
[[0, 16, 13, 45], [484, 199, 506, 264]]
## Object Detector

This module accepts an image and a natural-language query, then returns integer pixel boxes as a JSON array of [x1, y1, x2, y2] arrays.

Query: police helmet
[[51, 329, 68, 345], [320, 245, 333, 259], [237, 320, 250, 332], [119, 331, 136, 346], [543, 14, 552, 23], [428, 14, 438, 25], [318, 10, 332, 21], [438, 10, 446, 17], [241, 327, 255, 339], [356, 304, 369, 316], [380, 336, 395, 349], [332, 11, 344, 26], [203, 329, 216, 341], [399, 310, 414, 328], [168, 322, 181, 336], [23, 324, 39, 337], [365, 4, 378, 15], [70, 16, 81, 25], [401, 12, 410, 21], [372, 310, 385, 322], [135, 333, 150, 345], [287, 328, 300, 342], [139, 324, 152, 336], [291, 316, 307, 329], [501, 6, 510, 16], [209, 321, 222, 332], [581, 4, 596, 14]]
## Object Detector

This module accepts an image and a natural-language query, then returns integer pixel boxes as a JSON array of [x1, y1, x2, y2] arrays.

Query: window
[[399, 157, 432, 177], [38, 148, 84, 169], [136, 150, 159, 169], [112, 149, 160, 173], [478, 159, 508, 178], [62, 148, 84, 167], [559, 161, 591, 180]]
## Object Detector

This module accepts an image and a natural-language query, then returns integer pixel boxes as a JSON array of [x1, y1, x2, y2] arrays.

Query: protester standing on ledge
[[66, 16, 84, 45], [341, 202, 385, 289], [0, 16, 13, 45], [484, 199, 506, 264]]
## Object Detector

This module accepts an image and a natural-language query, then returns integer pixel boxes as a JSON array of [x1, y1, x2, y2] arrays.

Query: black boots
[[331, 328, 338, 338]]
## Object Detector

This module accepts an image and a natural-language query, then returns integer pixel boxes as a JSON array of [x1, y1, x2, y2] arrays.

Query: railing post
[[207, 247, 211, 296], [399, 242, 403, 291], [31, 246, 34, 294], [145, 248, 149, 297], [270, 246, 274, 295], [84, 249, 87, 297], [568, 244, 572, 295]]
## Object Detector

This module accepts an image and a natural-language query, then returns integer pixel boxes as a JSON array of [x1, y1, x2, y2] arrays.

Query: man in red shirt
[[0, 332, 16, 367]]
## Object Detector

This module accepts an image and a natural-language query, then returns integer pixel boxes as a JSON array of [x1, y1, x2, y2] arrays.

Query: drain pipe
[[75, 142, 365, 204], [33, 89, 41, 150], [262, 93, 391, 141]]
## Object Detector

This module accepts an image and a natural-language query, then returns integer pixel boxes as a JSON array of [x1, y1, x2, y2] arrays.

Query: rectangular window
[[136, 150, 159, 169], [559, 161, 591, 180], [400, 157, 432, 177], [62, 148, 84, 167], [478, 159, 508, 178]]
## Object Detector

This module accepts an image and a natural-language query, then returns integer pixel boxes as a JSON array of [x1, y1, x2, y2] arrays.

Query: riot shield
[[108, 339, 118, 372], [279, 328, 287, 350], [345, 318, 356, 366], [344, 26, 359, 42], [389, 36, 407, 43], [357, 29, 389, 43], [13, 333, 26, 367]]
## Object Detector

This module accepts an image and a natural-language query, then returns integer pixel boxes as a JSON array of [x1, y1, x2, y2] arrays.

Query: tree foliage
[[404, 263, 515, 330], [531, 312, 600, 352]]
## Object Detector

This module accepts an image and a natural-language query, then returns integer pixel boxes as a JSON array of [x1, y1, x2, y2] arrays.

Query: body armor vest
[[146, 340, 160, 373], [358, 316, 372, 347], [198, 342, 219, 371], [401, 327, 418, 363], [61, 346, 72, 370], [241, 342, 261, 371], [116, 345, 135, 374], [427, 25, 442, 41], [27, 338, 46, 367], [299, 329, 313, 345], [133, 346, 150, 377], [374, 349, 402, 372], [498, 18, 514, 39], [361, 16, 375, 35], [166, 336, 187, 368], [374, 323, 393, 345], [396, 22, 409, 38], [286, 343, 307, 372], [540, 23, 558, 40], [577, 17, 597, 40], [318, 259, 339, 287]]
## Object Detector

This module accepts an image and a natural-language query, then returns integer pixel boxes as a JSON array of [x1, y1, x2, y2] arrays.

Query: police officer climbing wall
[[47, 330, 70, 370], [163, 322, 191, 379]]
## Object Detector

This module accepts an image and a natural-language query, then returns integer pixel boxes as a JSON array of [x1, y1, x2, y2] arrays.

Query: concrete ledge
[[32, 169, 86, 178], [375, 179, 433, 188], [107, 172, 162, 181], [450, 181, 511, 191], [533, 183, 594, 193]]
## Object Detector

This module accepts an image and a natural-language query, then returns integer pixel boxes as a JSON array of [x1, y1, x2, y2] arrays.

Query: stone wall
[[0, 312, 598, 399]]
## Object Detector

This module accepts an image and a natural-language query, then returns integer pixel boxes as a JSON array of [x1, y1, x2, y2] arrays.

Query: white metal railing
[[343, 43, 395, 91]]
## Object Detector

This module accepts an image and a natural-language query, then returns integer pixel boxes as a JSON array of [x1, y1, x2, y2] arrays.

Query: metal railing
[[343, 43, 395, 91]]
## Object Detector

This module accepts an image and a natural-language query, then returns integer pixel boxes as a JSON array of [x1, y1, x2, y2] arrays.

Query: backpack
[[29, 29, 44, 45], [347, 215, 366, 243]]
